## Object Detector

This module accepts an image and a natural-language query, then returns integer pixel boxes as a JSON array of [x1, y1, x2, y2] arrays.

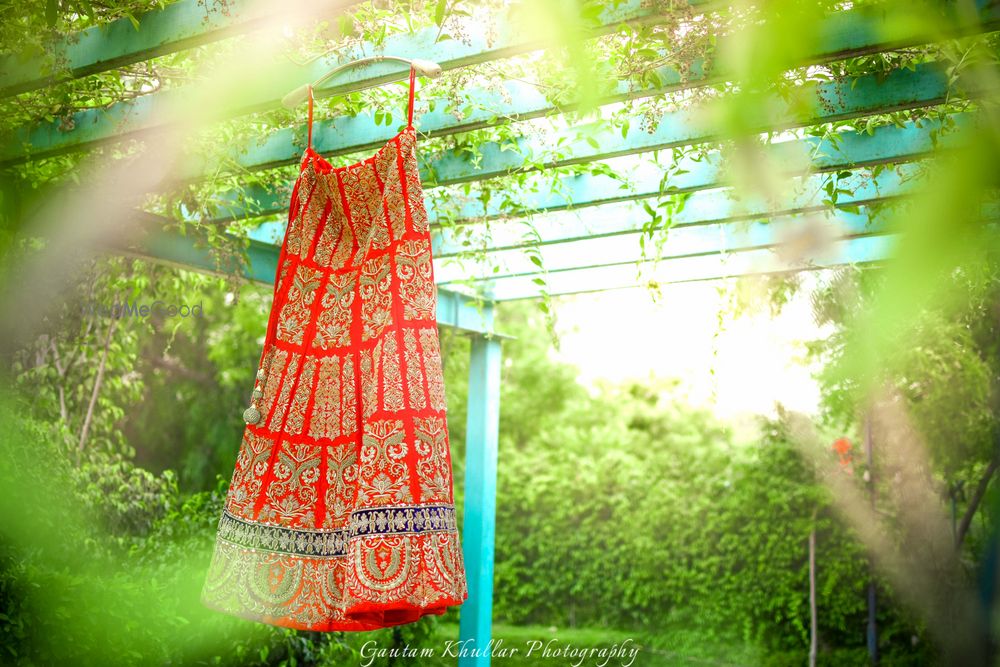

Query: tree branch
[[76, 314, 117, 466], [956, 455, 1000, 549]]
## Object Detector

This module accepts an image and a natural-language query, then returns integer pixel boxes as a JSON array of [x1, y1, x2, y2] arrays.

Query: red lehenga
[[200, 65, 469, 631]]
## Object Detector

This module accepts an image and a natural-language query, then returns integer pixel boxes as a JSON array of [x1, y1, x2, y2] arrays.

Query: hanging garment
[[200, 65, 469, 631]]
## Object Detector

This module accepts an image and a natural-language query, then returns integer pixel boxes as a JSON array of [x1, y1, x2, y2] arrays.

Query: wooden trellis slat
[[3, 1, 996, 166], [0, 0, 361, 98]]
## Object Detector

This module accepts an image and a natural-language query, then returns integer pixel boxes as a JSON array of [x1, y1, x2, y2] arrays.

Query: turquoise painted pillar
[[458, 333, 502, 666]]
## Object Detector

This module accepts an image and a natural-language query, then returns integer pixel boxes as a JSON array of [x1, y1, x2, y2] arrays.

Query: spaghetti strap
[[407, 64, 416, 129], [306, 84, 314, 150]]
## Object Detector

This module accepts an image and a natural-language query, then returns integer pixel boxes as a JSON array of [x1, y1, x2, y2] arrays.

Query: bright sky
[[546, 271, 830, 425]]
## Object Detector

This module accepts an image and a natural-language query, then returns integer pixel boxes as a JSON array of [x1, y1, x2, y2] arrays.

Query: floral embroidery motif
[[225, 430, 275, 519], [419, 327, 447, 412], [285, 175, 317, 258], [259, 348, 288, 420], [354, 536, 412, 593], [309, 355, 341, 441], [360, 339, 382, 420], [381, 334, 405, 413], [278, 257, 294, 290], [358, 419, 413, 506], [313, 272, 354, 350], [341, 352, 357, 437], [342, 164, 391, 252], [296, 176, 328, 260], [396, 239, 435, 321], [313, 174, 354, 270], [285, 357, 316, 436], [399, 132, 429, 234], [277, 265, 322, 345], [324, 443, 358, 526], [267, 353, 300, 430], [375, 140, 406, 242], [359, 254, 393, 342], [414, 416, 451, 502], [403, 329, 427, 410], [259, 443, 322, 525]]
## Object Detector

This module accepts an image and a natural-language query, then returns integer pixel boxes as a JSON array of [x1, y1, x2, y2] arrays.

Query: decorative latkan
[[200, 65, 469, 631]]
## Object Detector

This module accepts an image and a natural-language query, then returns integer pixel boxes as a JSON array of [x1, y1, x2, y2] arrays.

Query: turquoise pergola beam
[[177, 50, 967, 181], [452, 209, 1000, 300], [0, 0, 700, 165], [458, 333, 502, 667], [5, 1, 997, 166], [427, 162, 925, 259], [210, 72, 980, 225], [245, 159, 922, 259], [238, 112, 971, 242], [122, 226, 495, 334], [435, 206, 889, 285], [474, 234, 896, 301], [0, 0, 290, 97]]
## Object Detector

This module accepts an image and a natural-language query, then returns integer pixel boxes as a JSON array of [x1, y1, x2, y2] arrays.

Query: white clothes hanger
[[281, 56, 443, 109]]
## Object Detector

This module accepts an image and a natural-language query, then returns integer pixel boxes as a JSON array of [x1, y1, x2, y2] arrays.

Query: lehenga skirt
[[200, 127, 469, 631]]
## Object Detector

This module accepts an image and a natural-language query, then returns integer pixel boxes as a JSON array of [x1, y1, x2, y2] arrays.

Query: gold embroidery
[[268, 353, 300, 430], [259, 442, 322, 525], [357, 419, 413, 506], [297, 176, 328, 260], [278, 257, 294, 291], [259, 348, 289, 421], [423, 532, 468, 597], [360, 339, 382, 420], [323, 443, 358, 527], [314, 174, 353, 270], [419, 327, 447, 411], [396, 238, 435, 320], [225, 430, 274, 519], [359, 254, 393, 342], [201, 530, 466, 627], [399, 133, 429, 234], [341, 352, 357, 437], [414, 416, 451, 502], [381, 333, 405, 413], [204, 131, 469, 631], [309, 355, 341, 442], [342, 164, 390, 253], [285, 357, 316, 436], [313, 272, 354, 350], [286, 174, 317, 258], [403, 328, 427, 410], [277, 265, 322, 345], [375, 140, 406, 242], [353, 536, 412, 593]]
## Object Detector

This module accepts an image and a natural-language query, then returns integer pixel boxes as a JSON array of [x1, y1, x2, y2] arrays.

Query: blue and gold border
[[216, 504, 459, 558]]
